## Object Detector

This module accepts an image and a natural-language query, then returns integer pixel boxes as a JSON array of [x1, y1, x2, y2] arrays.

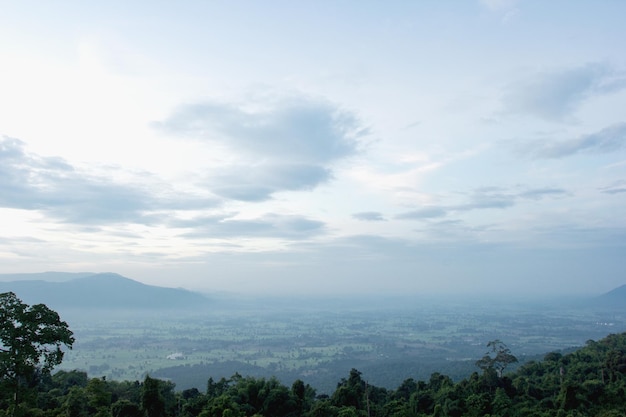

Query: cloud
[[502, 63, 626, 121], [603, 187, 626, 195], [455, 189, 516, 210], [521, 123, 626, 158], [352, 212, 386, 222], [600, 180, 626, 195], [395, 207, 447, 220], [177, 213, 325, 240], [155, 95, 367, 201], [395, 186, 567, 220], [211, 163, 331, 202], [156, 96, 365, 163], [0, 136, 217, 225], [518, 188, 568, 200], [457, 186, 567, 210]]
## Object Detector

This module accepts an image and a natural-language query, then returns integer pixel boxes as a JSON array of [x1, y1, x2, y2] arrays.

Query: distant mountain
[[0, 272, 209, 310], [597, 284, 626, 308]]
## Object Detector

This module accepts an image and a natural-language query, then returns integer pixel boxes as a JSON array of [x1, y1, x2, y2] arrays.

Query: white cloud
[[177, 213, 326, 240], [155, 95, 367, 201], [395, 186, 568, 221], [520, 123, 626, 158], [0, 136, 217, 225], [209, 163, 332, 202], [502, 63, 626, 121], [352, 212, 386, 222], [155, 96, 365, 163]]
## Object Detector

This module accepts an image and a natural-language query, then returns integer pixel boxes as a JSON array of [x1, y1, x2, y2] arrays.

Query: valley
[[56, 296, 626, 394]]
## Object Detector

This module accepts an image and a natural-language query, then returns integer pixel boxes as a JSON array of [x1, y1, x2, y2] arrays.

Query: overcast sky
[[1, 1, 625, 296]]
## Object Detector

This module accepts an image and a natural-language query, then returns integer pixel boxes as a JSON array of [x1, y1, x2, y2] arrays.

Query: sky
[[1, 0, 625, 296]]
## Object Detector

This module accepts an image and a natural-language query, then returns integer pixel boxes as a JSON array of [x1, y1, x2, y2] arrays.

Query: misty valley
[[56, 296, 626, 395], [2, 274, 626, 416]]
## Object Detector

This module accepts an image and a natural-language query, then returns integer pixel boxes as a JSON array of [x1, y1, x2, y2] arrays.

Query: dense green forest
[[2, 331, 626, 416]]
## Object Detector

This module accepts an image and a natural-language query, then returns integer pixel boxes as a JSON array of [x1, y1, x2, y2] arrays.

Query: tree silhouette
[[475, 339, 518, 377], [0, 292, 74, 416]]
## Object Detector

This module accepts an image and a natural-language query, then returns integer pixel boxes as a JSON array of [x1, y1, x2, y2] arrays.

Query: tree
[[62, 386, 88, 417], [476, 340, 518, 378], [331, 369, 366, 409], [141, 376, 165, 417], [0, 292, 74, 416], [111, 399, 142, 417]]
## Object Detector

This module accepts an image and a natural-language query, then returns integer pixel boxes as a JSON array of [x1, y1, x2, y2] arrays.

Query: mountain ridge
[[593, 283, 626, 308], [0, 272, 208, 311]]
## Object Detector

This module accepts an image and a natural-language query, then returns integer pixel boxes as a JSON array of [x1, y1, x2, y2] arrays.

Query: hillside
[[0, 272, 208, 310], [597, 284, 626, 308]]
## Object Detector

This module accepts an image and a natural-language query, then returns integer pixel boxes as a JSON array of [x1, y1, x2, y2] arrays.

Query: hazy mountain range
[[0, 272, 209, 310], [0, 272, 624, 312]]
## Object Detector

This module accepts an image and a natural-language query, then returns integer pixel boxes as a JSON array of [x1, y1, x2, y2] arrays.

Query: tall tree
[[0, 291, 74, 417], [475, 339, 518, 377]]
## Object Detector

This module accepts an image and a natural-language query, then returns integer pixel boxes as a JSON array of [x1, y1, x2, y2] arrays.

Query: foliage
[[2, 313, 626, 417], [0, 292, 74, 416], [475, 339, 519, 377]]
